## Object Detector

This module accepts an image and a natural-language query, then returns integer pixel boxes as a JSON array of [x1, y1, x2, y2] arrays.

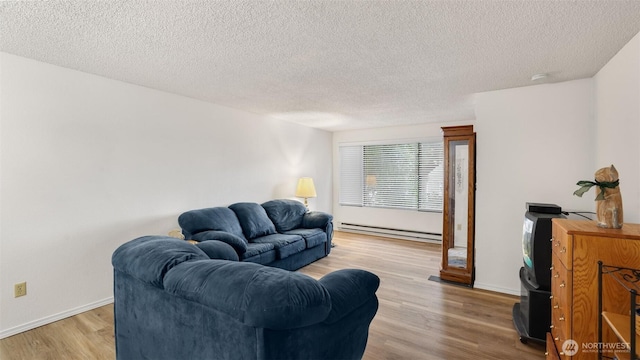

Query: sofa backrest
[[178, 207, 245, 239], [163, 260, 332, 329], [261, 199, 307, 232]]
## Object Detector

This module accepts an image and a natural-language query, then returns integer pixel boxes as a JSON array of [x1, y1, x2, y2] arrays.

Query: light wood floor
[[0, 231, 545, 360]]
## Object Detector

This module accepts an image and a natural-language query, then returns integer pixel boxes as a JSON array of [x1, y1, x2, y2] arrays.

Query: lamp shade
[[295, 177, 317, 198]]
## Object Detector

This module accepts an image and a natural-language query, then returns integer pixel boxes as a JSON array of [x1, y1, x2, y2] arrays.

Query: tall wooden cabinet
[[440, 125, 476, 286], [546, 219, 640, 359]]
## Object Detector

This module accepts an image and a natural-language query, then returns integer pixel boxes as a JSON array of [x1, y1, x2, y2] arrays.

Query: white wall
[[0, 53, 333, 337], [472, 31, 640, 296], [594, 31, 640, 223], [474, 79, 595, 294], [332, 121, 472, 238], [334, 30, 640, 297]]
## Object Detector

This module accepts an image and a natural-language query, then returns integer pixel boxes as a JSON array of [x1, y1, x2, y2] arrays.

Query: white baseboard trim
[[473, 282, 520, 296], [0, 296, 114, 340], [338, 228, 441, 244]]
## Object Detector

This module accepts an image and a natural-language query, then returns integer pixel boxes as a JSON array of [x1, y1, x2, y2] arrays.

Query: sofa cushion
[[251, 234, 305, 260], [178, 207, 245, 239], [283, 228, 327, 248], [195, 241, 239, 261], [262, 199, 307, 232], [242, 249, 277, 265], [229, 202, 277, 239], [191, 230, 248, 255], [242, 242, 275, 259]]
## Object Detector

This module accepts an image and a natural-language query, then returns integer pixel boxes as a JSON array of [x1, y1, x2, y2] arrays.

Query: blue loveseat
[[178, 199, 333, 270], [112, 236, 380, 360]]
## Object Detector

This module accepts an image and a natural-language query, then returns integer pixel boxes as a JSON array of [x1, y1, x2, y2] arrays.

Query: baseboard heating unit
[[338, 223, 441, 243]]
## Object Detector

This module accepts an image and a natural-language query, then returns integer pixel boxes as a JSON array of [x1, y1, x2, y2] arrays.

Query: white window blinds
[[339, 140, 443, 211], [418, 141, 444, 211], [339, 146, 363, 206]]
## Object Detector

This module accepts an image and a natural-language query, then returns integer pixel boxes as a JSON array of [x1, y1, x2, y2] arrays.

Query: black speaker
[[513, 267, 550, 344]]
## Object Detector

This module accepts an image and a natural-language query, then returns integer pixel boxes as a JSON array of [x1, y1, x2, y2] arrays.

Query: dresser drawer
[[550, 253, 572, 359], [551, 225, 572, 270], [551, 305, 570, 340], [550, 255, 572, 312], [546, 332, 561, 359], [549, 325, 570, 359]]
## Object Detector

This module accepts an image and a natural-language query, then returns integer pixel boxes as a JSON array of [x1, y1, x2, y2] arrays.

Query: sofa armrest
[[303, 212, 334, 250], [318, 269, 380, 324], [195, 241, 239, 261], [302, 211, 333, 229], [191, 230, 248, 255], [112, 236, 209, 288]]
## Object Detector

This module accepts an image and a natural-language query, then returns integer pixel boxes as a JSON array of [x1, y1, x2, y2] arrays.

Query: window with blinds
[[339, 140, 443, 211]]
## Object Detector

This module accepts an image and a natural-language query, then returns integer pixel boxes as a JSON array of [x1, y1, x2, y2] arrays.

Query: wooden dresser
[[546, 219, 640, 359]]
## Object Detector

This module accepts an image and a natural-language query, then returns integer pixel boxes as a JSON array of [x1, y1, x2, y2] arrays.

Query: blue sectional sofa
[[112, 236, 380, 360], [178, 199, 333, 270]]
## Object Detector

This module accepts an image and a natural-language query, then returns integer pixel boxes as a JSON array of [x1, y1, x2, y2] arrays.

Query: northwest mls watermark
[[562, 339, 630, 356]]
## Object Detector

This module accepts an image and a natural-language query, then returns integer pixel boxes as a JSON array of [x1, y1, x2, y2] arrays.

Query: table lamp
[[295, 177, 317, 209]]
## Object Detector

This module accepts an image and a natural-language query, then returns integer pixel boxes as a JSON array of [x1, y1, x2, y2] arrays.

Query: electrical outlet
[[14, 282, 27, 298]]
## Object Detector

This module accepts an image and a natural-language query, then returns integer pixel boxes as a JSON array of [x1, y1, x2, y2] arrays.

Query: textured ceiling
[[2, 1, 640, 131]]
